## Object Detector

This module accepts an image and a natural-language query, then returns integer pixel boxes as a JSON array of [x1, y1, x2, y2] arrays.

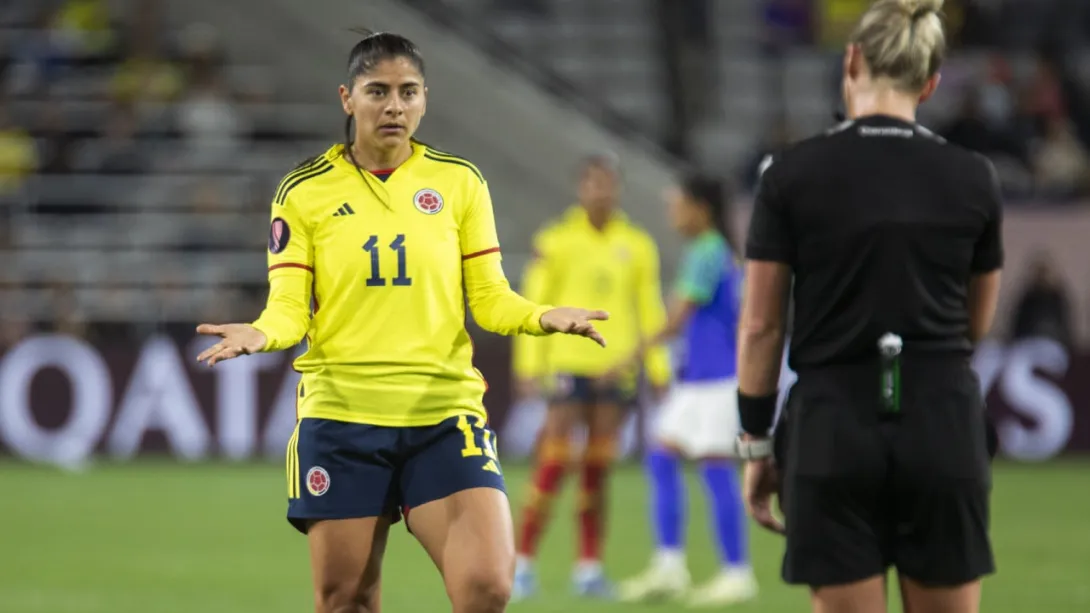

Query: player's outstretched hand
[[540, 307, 609, 348], [743, 457, 785, 535], [195, 323, 267, 367]]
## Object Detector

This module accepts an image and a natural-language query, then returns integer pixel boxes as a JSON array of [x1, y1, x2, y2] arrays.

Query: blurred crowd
[[442, 0, 1090, 204], [937, 53, 1090, 203], [0, 0, 325, 347], [1, 0, 1087, 352], [744, 0, 1090, 204], [1, 0, 260, 189]]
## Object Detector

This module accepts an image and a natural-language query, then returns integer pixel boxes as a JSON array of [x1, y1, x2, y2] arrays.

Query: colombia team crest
[[306, 466, 330, 496], [269, 217, 290, 254], [413, 189, 444, 215]]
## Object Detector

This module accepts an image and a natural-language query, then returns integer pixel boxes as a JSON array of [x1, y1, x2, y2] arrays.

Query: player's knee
[[582, 436, 616, 466], [538, 436, 571, 466], [314, 580, 378, 613], [451, 567, 512, 613], [544, 402, 579, 434]]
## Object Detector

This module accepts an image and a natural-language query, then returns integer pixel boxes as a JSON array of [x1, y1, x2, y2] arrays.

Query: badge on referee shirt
[[413, 189, 444, 215], [269, 217, 291, 254]]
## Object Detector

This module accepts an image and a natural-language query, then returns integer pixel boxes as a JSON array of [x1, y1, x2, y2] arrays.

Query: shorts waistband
[[793, 352, 971, 378]]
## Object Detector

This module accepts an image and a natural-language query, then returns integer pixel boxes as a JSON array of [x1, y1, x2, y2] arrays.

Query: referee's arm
[[737, 156, 792, 438], [967, 159, 1005, 343]]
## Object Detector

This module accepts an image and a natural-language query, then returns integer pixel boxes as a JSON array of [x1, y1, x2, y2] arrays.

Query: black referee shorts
[[775, 357, 996, 588]]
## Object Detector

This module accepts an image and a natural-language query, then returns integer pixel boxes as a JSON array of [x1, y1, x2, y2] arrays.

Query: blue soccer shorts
[[285, 414, 506, 534], [545, 373, 637, 406]]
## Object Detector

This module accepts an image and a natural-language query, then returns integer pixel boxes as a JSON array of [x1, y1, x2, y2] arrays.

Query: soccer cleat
[[510, 563, 537, 602], [685, 568, 758, 608], [572, 568, 616, 600], [618, 561, 691, 602]]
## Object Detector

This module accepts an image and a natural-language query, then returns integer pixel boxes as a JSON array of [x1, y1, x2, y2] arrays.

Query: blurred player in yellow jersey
[[511, 155, 671, 600], [195, 32, 608, 613]]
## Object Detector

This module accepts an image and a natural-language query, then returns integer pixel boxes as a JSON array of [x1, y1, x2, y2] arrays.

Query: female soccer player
[[736, 1, 1002, 612], [510, 154, 671, 599], [616, 174, 757, 606], [196, 32, 609, 613]]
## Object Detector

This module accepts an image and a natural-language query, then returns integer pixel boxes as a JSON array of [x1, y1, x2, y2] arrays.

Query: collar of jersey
[[855, 114, 917, 129], [324, 141, 426, 177], [564, 205, 628, 231]]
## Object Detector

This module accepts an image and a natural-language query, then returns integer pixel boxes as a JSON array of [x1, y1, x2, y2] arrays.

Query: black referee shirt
[[746, 114, 1004, 370]]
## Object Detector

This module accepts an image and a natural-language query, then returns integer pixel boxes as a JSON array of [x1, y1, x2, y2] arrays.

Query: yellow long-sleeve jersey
[[513, 206, 671, 386], [252, 142, 552, 427]]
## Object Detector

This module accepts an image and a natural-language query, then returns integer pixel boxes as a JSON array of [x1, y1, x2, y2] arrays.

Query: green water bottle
[[878, 333, 903, 414]]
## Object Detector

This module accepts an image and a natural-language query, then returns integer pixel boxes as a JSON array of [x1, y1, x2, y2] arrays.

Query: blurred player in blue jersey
[[615, 174, 758, 606]]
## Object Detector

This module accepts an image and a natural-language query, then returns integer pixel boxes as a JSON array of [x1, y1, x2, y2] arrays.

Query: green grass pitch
[[1, 460, 1087, 612]]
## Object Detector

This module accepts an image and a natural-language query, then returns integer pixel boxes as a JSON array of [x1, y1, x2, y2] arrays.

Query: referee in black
[[732, 1, 1001, 612]]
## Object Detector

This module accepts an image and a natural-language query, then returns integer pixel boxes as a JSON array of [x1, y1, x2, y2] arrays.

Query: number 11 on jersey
[[362, 234, 412, 287]]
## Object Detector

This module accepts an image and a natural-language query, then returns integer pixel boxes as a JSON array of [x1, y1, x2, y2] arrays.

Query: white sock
[[574, 559, 602, 580], [723, 564, 753, 579], [655, 548, 687, 570]]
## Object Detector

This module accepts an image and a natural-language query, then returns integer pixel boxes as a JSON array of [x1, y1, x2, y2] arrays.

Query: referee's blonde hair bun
[[851, 0, 946, 93]]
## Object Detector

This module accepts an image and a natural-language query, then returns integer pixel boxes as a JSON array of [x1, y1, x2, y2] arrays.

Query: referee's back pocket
[[898, 367, 991, 483], [787, 380, 886, 480]]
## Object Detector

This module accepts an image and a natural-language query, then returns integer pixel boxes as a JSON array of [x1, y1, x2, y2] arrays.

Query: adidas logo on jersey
[[332, 203, 355, 216]]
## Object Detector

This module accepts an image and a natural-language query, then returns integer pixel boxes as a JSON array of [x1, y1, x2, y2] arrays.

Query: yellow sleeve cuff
[[250, 320, 288, 353], [248, 321, 272, 352], [524, 304, 554, 336]]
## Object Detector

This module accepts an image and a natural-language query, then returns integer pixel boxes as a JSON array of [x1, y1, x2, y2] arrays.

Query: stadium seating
[[4, 0, 1090, 332]]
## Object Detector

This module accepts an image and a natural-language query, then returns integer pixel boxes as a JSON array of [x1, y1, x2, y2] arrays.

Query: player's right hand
[[539, 307, 609, 347], [195, 323, 267, 367]]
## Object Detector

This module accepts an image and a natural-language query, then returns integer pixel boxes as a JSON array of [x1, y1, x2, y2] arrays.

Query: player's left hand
[[195, 323, 267, 367], [540, 307, 609, 347], [743, 456, 785, 535]]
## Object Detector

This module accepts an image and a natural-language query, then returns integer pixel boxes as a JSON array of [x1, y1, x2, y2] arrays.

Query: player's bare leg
[[571, 400, 623, 598], [410, 487, 515, 613], [512, 401, 580, 600], [810, 575, 886, 613], [307, 517, 391, 613], [899, 577, 981, 613]]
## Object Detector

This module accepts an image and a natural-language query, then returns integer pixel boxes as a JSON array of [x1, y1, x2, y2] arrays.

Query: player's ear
[[844, 44, 863, 82], [338, 84, 352, 116], [918, 73, 941, 104], [421, 85, 428, 118]]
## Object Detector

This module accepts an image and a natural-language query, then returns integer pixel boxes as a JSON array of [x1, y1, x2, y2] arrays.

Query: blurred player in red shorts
[[511, 154, 671, 600]]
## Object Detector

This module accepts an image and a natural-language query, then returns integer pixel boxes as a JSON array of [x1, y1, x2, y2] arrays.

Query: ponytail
[[710, 202, 736, 247], [850, 0, 946, 93], [681, 173, 735, 246], [343, 115, 355, 161]]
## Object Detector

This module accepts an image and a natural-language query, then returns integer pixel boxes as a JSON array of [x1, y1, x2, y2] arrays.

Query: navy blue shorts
[[546, 373, 636, 406], [285, 414, 506, 534]]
